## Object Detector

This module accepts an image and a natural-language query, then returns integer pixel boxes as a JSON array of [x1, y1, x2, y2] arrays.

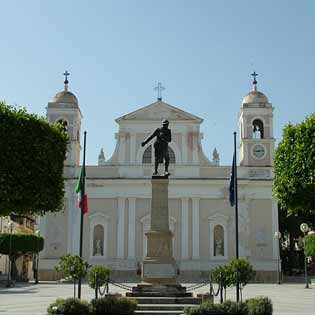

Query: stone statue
[[94, 239, 103, 256], [214, 238, 223, 256], [141, 119, 172, 175]]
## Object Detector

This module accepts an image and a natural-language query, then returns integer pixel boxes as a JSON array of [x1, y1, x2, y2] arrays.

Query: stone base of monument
[[142, 230, 178, 286], [125, 176, 201, 313]]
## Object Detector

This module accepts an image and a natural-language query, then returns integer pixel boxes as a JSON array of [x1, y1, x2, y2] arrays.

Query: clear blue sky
[[1, 0, 314, 165]]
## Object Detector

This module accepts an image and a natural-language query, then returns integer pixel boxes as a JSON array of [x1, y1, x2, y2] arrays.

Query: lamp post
[[6, 222, 13, 288], [274, 231, 282, 284], [300, 223, 309, 289]]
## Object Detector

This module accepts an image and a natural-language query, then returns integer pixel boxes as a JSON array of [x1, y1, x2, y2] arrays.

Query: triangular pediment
[[116, 101, 203, 123]]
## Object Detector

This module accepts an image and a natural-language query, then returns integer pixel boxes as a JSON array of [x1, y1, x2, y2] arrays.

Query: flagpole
[[234, 131, 240, 302], [78, 131, 87, 299]]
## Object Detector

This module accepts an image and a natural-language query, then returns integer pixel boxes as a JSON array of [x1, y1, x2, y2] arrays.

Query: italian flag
[[75, 167, 88, 214]]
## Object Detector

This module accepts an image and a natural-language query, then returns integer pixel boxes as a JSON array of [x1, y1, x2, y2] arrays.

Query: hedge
[[0, 233, 44, 254]]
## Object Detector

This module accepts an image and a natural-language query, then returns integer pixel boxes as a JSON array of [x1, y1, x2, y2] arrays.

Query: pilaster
[[127, 197, 136, 259], [117, 197, 126, 258], [181, 197, 189, 259], [272, 198, 279, 258], [192, 197, 200, 259]]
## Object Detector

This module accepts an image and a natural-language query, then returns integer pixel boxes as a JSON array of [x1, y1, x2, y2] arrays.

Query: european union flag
[[229, 152, 236, 207]]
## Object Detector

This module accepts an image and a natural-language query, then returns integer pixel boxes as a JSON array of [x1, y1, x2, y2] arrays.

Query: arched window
[[213, 225, 224, 257], [252, 119, 264, 139], [142, 145, 152, 164], [93, 224, 104, 256], [168, 147, 176, 164], [142, 145, 176, 164], [57, 119, 68, 134]]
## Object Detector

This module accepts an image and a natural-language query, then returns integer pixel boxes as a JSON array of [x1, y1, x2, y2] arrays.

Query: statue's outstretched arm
[[141, 129, 158, 147]]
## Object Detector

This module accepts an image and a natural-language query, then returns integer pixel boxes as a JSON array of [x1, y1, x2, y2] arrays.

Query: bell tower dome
[[239, 72, 275, 167], [46, 71, 82, 166]]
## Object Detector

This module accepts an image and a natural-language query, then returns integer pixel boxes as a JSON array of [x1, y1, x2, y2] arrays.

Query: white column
[[127, 197, 136, 259], [272, 198, 279, 258], [182, 133, 188, 164], [118, 133, 126, 165], [192, 197, 200, 259], [130, 133, 136, 164], [181, 197, 189, 259], [66, 191, 74, 253], [117, 197, 125, 259]]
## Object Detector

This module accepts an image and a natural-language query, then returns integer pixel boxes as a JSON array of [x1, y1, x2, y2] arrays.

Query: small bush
[[47, 297, 90, 315], [246, 297, 273, 315], [91, 296, 137, 315], [185, 300, 247, 315]]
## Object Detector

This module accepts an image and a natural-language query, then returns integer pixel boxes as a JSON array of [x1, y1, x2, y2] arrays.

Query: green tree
[[0, 232, 44, 280], [273, 114, 315, 217], [304, 233, 315, 257], [229, 258, 255, 301], [55, 254, 89, 298], [87, 265, 111, 299], [0, 233, 44, 254], [0, 101, 68, 216], [55, 254, 89, 281], [211, 265, 232, 302]]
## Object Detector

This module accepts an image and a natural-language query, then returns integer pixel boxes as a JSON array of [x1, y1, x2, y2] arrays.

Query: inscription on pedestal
[[143, 263, 176, 278]]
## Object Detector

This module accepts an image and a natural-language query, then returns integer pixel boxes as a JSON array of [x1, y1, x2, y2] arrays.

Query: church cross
[[251, 71, 258, 84], [63, 70, 70, 84], [154, 82, 165, 101]]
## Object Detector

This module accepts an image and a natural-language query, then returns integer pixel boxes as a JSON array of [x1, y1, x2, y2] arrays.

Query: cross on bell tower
[[251, 71, 258, 91], [63, 70, 70, 91], [154, 82, 165, 101]]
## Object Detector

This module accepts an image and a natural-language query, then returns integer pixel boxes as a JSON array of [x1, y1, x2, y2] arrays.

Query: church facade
[[39, 79, 279, 282]]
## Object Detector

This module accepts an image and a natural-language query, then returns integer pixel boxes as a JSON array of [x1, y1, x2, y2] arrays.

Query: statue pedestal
[[127, 175, 200, 307], [142, 177, 177, 286]]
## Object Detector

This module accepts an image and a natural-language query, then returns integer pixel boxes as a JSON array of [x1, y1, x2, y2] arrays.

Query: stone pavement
[[0, 282, 314, 315]]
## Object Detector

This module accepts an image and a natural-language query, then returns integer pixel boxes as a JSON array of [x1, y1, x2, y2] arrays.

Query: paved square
[[0, 282, 314, 315]]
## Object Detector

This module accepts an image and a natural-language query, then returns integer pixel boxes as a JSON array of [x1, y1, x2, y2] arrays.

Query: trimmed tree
[[87, 265, 111, 299], [55, 254, 89, 297], [0, 101, 68, 216], [211, 265, 232, 302], [229, 258, 255, 301], [0, 232, 44, 279], [273, 114, 315, 217]]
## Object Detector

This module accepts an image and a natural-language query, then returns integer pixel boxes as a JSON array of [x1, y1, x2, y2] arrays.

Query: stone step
[[131, 297, 201, 305], [137, 304, 197, 311], [134, 311, 184, 315], [127, 292, 193, 297]]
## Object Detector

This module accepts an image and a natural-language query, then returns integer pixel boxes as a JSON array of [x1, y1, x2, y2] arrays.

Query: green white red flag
[[75, 167, 88, 214]]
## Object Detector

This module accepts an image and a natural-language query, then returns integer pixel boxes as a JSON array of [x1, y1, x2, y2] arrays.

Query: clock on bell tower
[[239, 72, 275, 167]]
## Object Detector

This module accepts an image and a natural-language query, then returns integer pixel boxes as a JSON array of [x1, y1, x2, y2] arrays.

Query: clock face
[[252, 144, 266, 159]]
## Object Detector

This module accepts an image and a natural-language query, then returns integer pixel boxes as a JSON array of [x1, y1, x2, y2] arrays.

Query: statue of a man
[[141, 119, 172, 175]]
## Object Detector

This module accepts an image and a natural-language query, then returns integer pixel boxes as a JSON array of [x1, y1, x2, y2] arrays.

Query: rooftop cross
[[154, 82, 165, 101], [63, 70, 70, 91], [251, 71, 258, 85]]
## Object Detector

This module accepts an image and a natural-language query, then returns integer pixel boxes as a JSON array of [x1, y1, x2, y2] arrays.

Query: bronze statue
[[141, 119, 172, 176]]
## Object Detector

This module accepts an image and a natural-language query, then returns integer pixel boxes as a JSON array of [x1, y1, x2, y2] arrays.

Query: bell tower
[[46, 71, 82, 166], [239, 72, 275, 167]]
